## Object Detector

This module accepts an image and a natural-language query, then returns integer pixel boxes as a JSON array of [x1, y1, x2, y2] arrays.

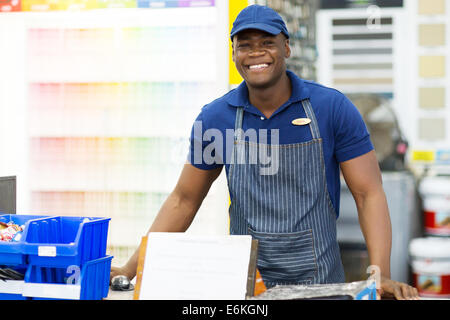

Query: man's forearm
[[355, 189, 392, 279]]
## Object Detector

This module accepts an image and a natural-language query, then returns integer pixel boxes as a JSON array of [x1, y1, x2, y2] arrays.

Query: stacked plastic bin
[[0, 214, 112, 300]]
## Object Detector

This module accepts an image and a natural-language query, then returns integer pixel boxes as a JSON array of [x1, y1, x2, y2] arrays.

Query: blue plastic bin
[[23, 255, 113, 300], [0, 215, 50, 266], [0, 293, 28, 300], [23, 216, 110, 267]]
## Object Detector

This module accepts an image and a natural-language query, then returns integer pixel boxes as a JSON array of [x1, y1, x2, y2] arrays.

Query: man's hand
[[377, 276, 420, 300]]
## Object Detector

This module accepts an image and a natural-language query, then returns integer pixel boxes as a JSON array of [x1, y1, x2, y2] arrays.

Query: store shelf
[[405, 0, 450, 168], [0, 4, 231, 264]]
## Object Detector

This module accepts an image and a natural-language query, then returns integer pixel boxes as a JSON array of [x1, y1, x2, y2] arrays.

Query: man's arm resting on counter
[[111, 163, 223, 280], [340, 150, 419, 300], [340, 150, 392, 279]]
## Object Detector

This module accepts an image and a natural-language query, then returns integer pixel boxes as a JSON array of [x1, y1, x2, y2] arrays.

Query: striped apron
[[227, 99, 345, 288]]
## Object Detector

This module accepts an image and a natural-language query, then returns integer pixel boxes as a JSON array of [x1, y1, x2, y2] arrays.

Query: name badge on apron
[[292, 118, 311, 126]]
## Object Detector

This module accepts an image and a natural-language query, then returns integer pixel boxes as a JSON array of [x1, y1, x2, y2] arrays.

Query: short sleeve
[[333, 94, 374, 163], [187, 109, 224, 170]]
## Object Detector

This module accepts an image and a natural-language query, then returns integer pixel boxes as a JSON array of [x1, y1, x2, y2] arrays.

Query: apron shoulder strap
[[301, 99, 321, 140], [234, 107, 244, 141]]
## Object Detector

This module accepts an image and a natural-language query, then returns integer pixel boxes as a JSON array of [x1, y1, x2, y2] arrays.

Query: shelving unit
[[315, 3, 424, 284], [316, 1, 450, 174], [404, 0, 450, 174], [0, 4, 231, 266], [316, 6, 408, 107]]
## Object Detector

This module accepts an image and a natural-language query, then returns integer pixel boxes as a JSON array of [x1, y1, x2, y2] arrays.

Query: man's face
[[232, 29, 290, 89]]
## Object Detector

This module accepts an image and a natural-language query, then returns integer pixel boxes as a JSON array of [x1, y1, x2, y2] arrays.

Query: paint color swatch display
[[414, 0, 449, 151], [27, 26, 217, 82], [137, 0, 214, 8], [418, 0, 446, 15], [28, 81, 217, 137], [29, 136, 189, 192], [0, 0, 21, 12], [21, 0, 105, 11], [24, 7, 223, 263], [330, 16, 395, 95], [19, 0, 214, 11], [31, 191, 168, 218], [408, 0, 450, 166]]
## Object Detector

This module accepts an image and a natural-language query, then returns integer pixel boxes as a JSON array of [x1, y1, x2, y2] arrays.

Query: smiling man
[[233, 30, 289, 91], [111, 4, 419, 300]]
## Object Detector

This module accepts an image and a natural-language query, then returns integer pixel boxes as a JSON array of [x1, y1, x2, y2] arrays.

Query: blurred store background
[[0, 0, 449, 298]]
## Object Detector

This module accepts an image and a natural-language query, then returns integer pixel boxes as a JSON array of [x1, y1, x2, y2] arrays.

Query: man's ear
[[231, 41, 236, 62], [285, 39, 291, 58]]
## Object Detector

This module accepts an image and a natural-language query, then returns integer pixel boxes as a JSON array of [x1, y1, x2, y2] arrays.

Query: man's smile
[[247, 63, 272, 71]]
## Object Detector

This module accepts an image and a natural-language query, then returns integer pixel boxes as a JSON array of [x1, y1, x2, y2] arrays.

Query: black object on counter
[[0, 267, 25, 281], [111, 275, 134, 291]]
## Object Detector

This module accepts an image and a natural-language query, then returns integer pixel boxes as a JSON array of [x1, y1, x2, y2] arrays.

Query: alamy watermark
[[367, 264, 381, 289], [192, 121, 280, 175], [366, 5, 382, 30], [66, 265, 81, 284]]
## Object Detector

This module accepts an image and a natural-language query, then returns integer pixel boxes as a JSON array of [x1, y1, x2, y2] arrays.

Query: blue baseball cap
[[230, 5, 289, 41]]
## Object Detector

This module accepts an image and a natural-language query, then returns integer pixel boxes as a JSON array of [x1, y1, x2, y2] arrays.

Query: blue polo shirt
[[188, 70, 373, 217]]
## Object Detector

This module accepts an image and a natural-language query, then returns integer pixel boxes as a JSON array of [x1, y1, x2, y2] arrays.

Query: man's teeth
[[249, 64, 269, 69]]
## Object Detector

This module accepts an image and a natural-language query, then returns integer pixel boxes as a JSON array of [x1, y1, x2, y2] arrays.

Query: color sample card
[[412, 150, 435, 162], [419, 56, 446, 78], [418, 24, 446, 46], [419, 118, 446, 141], [419, 87, 446, 109], [0, 0, 21, 11], [22, 0, 97, 11], [178, 0, 214, 6], [138, 0, 179, 7], [21, 0, 59, 11], [137, 0, 214, 8], [436, 150, 450, 163], [418, 0, 446, 15], [22, 0, 137, 10], [96, 0, 136, 8]]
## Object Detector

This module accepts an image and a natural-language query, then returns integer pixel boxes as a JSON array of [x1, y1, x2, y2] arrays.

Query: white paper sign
[[38, 246, 57, 257], [138, 233, 253, 300]]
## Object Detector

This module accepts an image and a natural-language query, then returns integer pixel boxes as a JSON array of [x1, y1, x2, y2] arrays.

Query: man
[[111, 5, 419, 300]]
